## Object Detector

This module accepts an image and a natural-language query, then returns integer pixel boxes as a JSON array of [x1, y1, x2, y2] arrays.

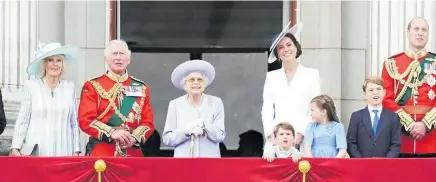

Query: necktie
[[372, 109, 379, 135]]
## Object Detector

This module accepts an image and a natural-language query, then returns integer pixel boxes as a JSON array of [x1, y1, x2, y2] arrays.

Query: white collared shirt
[[367, 105, 383, 127]]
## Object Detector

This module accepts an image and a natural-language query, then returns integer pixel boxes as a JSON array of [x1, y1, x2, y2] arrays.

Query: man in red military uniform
[[78, 39, 155, 157], [382, 17, 436, 157]]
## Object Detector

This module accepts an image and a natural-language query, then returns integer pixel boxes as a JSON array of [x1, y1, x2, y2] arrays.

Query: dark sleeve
[[346, 112, 362, 158], [386, 113, 401, 158], [0, 90, 7, 135]]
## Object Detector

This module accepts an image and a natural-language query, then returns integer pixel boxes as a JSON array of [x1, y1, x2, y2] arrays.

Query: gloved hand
[[192, 119, 204, 129], [190, 126, 204, 136]]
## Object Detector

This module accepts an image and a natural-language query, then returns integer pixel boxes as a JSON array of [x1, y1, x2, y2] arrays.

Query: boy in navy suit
[[347, 76, 401, 158]]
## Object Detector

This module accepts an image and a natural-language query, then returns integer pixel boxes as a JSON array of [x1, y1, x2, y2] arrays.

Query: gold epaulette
[[87, 75, 104, 82], [384, 58, 399, 79], [427, 52, 436, 62], [130, 76, 146, 85], [422, 108, 436, 130], [388, 52, 404, 59], [397, 109, 415, 131]]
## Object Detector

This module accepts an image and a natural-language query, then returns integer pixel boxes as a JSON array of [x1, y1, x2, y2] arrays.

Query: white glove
[[192, 119, 204, 128], [190, 126, 204, 136]]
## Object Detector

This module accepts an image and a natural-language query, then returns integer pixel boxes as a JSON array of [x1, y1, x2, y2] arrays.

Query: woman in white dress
[[163, 59, 225, 158], [261, 22, 321, 158], [10, 42, 81, 156]]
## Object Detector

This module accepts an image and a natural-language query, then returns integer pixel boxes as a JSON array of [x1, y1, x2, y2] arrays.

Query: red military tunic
[[78, 70, 155, 156], [381, 49, 436, 154]]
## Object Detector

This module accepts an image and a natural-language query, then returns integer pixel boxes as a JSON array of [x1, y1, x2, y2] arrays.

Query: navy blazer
[[346, 106, 401, 158]]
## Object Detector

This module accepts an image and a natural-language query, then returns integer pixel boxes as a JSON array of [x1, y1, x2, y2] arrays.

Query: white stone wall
[[299, 1, 344, 123], [341, 1, 371, 131], [299, 1, 371, 131], [0, 0, 109, 154], [0, 0, 38, 136]]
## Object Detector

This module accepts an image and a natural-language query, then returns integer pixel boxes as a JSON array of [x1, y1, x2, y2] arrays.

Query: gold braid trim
[[88, 81, 123, 120], [131, 126, 150, 144], [385, 57, 435, 102], [134, 85, 147, 123], [90, 120, 115, 140], [397, 110, 415, 131], [384, 59, 421, 102], [422, 108, 436, 130], [385, 58, 417, 80], [90, 80, 145, 124]]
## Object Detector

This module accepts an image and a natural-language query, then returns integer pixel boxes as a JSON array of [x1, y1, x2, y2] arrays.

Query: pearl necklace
[[188, 94, 204, 118]]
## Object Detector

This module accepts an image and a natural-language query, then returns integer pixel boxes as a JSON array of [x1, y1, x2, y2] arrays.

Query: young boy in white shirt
[[264, 122, 302, 162]]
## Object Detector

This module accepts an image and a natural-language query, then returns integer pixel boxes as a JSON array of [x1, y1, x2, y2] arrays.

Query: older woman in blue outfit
[[163, 59, 225, 158]]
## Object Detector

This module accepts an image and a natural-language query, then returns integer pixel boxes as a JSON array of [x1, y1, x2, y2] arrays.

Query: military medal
[[428, 89, 436, 100], [426, 75, 436, 87], [123, 85, 143, 97], [432, 63, 436, 74], [424, 63, 431, 74]]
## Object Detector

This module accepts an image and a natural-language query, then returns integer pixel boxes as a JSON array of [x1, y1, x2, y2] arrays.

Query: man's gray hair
[[104, 39, 132, 57]]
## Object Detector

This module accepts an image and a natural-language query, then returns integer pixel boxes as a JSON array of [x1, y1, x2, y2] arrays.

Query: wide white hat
[[268, 22, 303, 63], [171, 60, 216, 90], [26, 42, 79, 75]]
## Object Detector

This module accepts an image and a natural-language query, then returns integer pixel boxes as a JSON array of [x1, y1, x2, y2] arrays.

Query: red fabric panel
[[2, 157, 435, 182]]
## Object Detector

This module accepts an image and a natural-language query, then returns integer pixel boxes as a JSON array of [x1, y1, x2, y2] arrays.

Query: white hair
[[104, 39, 132, 57]]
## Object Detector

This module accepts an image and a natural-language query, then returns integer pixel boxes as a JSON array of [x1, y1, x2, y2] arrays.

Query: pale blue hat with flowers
[[268, 22, 303, 63], [171, 59, 216, 90], [26, 42, 80, 75]]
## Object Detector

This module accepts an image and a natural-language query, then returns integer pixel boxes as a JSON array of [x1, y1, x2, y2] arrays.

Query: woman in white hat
[[162, 60, 225, 158], [261, 22, 321, 158], [10, 42, 81, 156]]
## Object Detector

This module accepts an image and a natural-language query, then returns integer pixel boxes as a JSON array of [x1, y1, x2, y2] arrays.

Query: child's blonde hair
[[273, 122, 295, 137], [311, 95, 340, 123], [362, 76, 385, 92]]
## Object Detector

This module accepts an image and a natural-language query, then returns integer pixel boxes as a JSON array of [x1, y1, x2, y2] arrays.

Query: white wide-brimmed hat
[[268, 22, 303, 63], [171, 60, 216, 90], [26, 42, 80, 75]]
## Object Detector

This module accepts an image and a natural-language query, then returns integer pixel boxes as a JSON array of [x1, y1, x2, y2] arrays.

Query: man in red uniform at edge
[[78, 39, 155, 157], [382, 17, 436, 157]]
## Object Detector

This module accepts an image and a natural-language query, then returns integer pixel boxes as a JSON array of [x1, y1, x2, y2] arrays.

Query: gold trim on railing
[[298, 160, 311, 182], [94, 159, 107, 182]]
